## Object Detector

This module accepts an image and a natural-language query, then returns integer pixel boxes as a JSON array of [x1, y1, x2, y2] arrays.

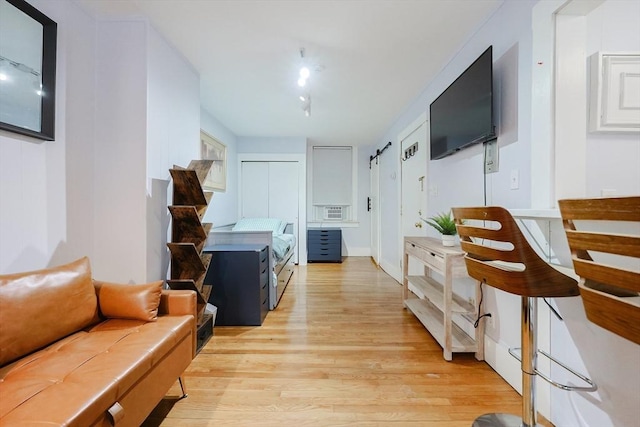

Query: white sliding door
[[240, 161, 300, 263], [241, 161, 270, 217]]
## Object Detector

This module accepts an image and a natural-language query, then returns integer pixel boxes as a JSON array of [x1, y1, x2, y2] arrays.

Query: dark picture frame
[[0, 0, 57, 141]]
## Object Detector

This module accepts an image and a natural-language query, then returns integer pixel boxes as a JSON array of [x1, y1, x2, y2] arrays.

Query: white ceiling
[[76, 0, 503, 146]]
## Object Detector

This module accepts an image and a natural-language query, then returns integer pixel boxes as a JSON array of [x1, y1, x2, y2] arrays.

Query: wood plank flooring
[[144, 257, 549, 426]]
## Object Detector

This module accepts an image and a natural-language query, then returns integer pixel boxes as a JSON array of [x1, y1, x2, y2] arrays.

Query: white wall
[[0, 0, 96, 274], [201, 108, 239, 227], [584, 1, 640, 198], [93, 20, 148, 283], [94, 18, 201, 283], [146, 24, 201, 282], [341, 145, 371, 256]]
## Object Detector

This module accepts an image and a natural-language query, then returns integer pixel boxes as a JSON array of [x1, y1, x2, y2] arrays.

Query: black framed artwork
[[0, 0, 57, 141]]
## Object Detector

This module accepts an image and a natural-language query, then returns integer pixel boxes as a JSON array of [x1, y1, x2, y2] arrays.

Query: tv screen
[[430, 46, 495, 160]]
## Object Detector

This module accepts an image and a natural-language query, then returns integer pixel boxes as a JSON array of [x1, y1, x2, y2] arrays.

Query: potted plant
[[422, 211, 457, 246]]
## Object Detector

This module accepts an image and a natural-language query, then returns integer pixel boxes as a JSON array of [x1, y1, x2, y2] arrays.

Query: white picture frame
[[589, 52, 640, 132], [200, 130, 227, 191]]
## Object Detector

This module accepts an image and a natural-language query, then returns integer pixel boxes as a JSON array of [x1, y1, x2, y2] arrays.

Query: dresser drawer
[[309, 241, 340, 250], [308, 251, 341, 262], [308, 236, 341, 245], [308, 247, 340, 257], [405, 241, 445, 273], [308, 229, 341, 237]]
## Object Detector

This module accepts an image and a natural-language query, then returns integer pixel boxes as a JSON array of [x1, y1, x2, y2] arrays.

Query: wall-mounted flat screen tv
[[429, 46, 496, 160]]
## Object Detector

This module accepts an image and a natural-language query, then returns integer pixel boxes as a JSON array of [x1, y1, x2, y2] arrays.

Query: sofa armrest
[[158, 290, 197, 357], [158, 289, 197, 317]]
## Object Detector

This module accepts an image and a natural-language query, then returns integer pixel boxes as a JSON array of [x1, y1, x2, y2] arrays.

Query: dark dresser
[[203, 244, 269, 326], [307, 228, 342, 262]]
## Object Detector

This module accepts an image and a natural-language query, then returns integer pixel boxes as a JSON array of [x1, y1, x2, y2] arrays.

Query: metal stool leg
[[521, 296, 537, 427], [472, 297, 539, 427]]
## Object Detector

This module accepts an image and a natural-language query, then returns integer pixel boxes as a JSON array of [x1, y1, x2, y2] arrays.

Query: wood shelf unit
[[403, 236, 484, 361], [167, 160, 216, 353]]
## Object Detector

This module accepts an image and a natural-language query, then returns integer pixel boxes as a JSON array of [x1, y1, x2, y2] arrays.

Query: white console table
[[402, 236, 484, 361]]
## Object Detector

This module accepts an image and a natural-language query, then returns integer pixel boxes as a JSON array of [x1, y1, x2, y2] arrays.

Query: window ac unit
[[323, 206, 344, 220]]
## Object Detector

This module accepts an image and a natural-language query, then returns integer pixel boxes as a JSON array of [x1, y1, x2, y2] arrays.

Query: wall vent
[[323, 206, 343, 220]]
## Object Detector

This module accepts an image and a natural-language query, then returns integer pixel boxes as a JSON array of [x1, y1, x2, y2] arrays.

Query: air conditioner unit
[[323, 206, 344, 220]]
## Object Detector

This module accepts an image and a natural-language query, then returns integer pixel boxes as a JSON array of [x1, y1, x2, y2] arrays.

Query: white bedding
[[232, 218, 294, 261], [272, 233, 296, 261]]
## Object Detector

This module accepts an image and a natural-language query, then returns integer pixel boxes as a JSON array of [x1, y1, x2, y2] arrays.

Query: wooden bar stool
[[452, 206, 596, 427], [558, 196, 640, 345]]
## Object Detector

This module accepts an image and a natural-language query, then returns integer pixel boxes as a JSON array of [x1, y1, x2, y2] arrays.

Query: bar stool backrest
[[558, 196, 640, 345], [452, 206, 578, 298]]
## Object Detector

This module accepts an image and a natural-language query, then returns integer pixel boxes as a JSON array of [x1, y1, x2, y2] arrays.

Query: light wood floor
[[145, 257, 549, 426]]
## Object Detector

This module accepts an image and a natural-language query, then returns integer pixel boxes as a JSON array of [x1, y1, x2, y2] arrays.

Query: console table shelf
[[403, 236, 484, 361], [404, 298, 477, 351]]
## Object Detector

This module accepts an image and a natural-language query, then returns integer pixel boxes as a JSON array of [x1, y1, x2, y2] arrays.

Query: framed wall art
[[0, 0, 57, 141], [589, 52, 640, 133], [200, 130, 227, 191]]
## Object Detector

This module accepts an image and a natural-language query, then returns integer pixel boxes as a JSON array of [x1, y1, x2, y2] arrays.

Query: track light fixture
[[301, 94, 311, 117], [297, 48, 310, 87], [297, 48, 314, 116]]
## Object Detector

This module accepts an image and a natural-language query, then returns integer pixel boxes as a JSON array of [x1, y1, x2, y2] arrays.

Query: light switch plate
[[484, 140, 499, 174], [510, 169, 519, 189]]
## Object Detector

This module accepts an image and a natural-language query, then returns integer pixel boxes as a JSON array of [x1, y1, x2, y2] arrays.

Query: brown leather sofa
[[0, 257, 197, 426]]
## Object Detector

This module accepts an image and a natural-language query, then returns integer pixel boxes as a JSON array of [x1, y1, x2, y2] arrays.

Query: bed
[[206, 218, 296, 309]]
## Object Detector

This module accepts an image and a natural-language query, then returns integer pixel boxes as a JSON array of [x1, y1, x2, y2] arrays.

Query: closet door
[[241, 162, 269, 218], [240, 161, 300, 263], [268, 162, 298, 225], [268, 162, 299, 262]]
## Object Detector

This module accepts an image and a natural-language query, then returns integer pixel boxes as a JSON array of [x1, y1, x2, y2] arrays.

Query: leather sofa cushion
[[0, 257, 98, 366], [0, 315, 193, 426], [96, 280, 163, 321]]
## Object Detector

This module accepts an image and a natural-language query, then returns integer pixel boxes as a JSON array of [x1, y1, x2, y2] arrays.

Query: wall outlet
[[486, 313, 494, 328]]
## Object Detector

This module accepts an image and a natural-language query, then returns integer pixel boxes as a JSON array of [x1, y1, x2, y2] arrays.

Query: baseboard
[[343, 247, 371, 257], [379, 259, 402, 284]]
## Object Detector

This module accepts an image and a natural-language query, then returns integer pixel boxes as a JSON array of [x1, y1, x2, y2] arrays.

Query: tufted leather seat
[[0, 258, 197, 427]]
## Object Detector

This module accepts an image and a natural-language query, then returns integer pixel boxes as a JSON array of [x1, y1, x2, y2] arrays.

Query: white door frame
[[398, 112, 428, 276], [370, 157, 381, 265], [238, 153, 307, 265]]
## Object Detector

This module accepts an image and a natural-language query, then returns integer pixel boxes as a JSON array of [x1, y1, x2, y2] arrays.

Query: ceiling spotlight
[[297, 48, 310, 87], [304, 106, 311, 117], [299, 94, 310, 102]]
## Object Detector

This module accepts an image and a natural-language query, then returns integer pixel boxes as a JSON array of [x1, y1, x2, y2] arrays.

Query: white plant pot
[[441, 235, 456, 247]]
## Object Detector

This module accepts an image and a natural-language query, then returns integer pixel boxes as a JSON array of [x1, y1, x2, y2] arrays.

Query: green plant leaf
[[421, 211, 457, 235]]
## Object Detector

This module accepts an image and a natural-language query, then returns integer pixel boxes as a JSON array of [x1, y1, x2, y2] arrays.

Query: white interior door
[[370, 159, 380, 265], [400, 120, 428, 276]]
